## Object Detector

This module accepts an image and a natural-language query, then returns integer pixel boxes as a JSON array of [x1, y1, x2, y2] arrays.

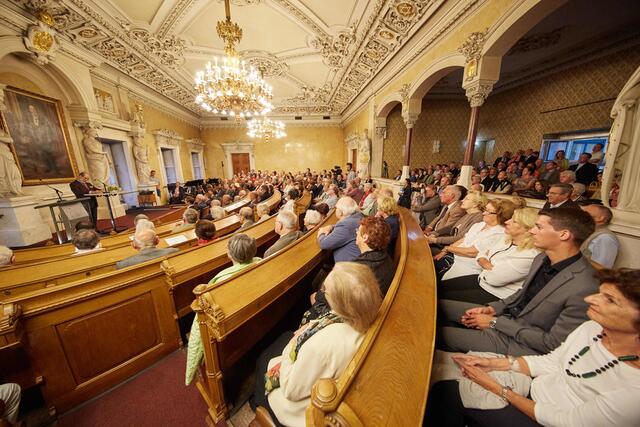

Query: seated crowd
[[2, 153, 638, 427]]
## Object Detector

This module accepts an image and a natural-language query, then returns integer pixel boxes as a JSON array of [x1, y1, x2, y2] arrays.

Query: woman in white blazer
[[439, 207, 540, 304]]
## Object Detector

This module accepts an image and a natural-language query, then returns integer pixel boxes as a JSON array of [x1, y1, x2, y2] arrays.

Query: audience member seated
[[238, 206, 255, 230], [436, 200, 514, 280], [135, 219, 155, 233], [221, 194, 232, 207], [116, 229, 179, 269], [185, 233, 262, 385], [489, 171, 512, 194], [253, 262, 383, 426], [424, 185, 465, 236], [210, 206, 226, 220], [554, 149, 569, 170], [280, 189, 300, 213], [354, 216, 395, 295], [169, 182, 186, 204], [195, 220, 217, 245], [172, 208, 199, 232], [439, 207, 540, 304], [312, 202, 330, 220], [210, 199, 221, 208], [426, 268, 640, 427], [511, 167, 536, 193], [264, 211, 304, 258], [479, 168, 497, 191], [539, 161, 560, 184], [581, 204, 620, 268], [359, 182, 374, 208], [0, 382, 21, 426], [323, 187, 338, 209], [72, 229, 102, 255], [571, 182, 587, 203], [0, 246, 15, 267], [346, 180, 364, 204], [375, 196, 400, 255], [133, 214, 150, 226], [438, 208, 597, 356], [74, 219, 95, 232], [569, 152, 599, 185], [317, 197, 363, 263], [427, 190, 486, 250], [411, 184, 441, 229], [559, 169, 576, 184], [256, 204, 271, 222], [542, 183, 580, 210], [398, 178, 413, 209], [519, 179, 548, 199], [302, 210, 322, 233]]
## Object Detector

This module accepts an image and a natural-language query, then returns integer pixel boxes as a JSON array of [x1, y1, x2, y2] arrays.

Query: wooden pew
[[12, 200, 250, 264], [0, 209, 281, 414], [306, 208, 436, 426], [192, 211, 337, 424], [0, 214, 242, 297]]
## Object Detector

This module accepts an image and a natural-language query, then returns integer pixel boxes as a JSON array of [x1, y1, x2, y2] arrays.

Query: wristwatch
[[501, 385, 512, 401], [489, 317, 497, 329]]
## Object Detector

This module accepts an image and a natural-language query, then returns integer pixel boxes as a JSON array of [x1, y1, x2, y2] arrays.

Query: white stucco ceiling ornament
[[309, 24, 357, 69], [243, 51, 289, 77], [23, 9, 60, 65], [217, 0, 261, 5]]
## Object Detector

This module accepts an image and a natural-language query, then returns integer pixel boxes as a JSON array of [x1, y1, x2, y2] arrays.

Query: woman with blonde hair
[[253, 262, 383, 425], [375, 195, 400, 254], [439, 207, 540, 304]]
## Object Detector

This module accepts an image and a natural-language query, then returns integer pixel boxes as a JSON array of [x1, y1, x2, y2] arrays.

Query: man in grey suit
[[238, 206, 255, 230], [438, 208, 597, 356], [263, 210, 304, 258], [424, 185, 465, 235], [411, 184, 441, 229], [116, 229, 179, 269]]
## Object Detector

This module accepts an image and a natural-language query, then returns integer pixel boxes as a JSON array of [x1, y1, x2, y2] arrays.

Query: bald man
[[116, 229, 178, 269]]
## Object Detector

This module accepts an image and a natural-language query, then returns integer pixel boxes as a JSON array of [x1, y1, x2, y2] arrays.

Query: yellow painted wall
[[201, 125, 345, 176], [343, 106, 369, 138]]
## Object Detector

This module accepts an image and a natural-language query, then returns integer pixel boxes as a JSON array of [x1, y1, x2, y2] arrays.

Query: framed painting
[[2, 87, 77, 184]]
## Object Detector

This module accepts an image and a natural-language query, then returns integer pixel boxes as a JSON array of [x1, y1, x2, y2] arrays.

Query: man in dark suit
[[116, 229, 178, 269], [542, 183, 581, 210], [569, 153, 599, 185], [169, 182, 186, 204], [438, 208, 597, 355], [69, 171, 98, 226], [493, 151, 511, 168], [523, 148, 538, 165]]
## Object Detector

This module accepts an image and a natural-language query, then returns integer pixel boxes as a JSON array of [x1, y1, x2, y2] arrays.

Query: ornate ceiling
[[7, 0, 448, 118]]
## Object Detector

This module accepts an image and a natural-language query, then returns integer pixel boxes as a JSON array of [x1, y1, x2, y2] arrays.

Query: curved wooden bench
[[306, 208, 436, 426], [13, 200, 250, 264], [0, 215, 280, 413], [192, 210, 337, 424], [0, 194, 278, 296]]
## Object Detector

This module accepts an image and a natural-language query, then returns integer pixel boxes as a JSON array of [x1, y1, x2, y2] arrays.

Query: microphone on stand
[[40, 179, 63, 201], [95, 179, 108, 194]]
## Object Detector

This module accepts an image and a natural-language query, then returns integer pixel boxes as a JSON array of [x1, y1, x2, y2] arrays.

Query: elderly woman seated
[[427, 190, 486, 252], [253, 262, 383, 426], [256, 203, 271, 222], [185, 234, 261, 385], [426, 268, 640, 427], [302, 209, 322, 233], [435, 199, 515, 281], [375, 196, 400, 255], [195, 219, 217, 245], [439, 207, 540, 304]]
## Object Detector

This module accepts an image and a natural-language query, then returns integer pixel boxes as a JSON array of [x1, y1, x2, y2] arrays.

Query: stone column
[[458, 81, 493, 188], [400, 114, 418, 181], [0, 84, 52, 246]]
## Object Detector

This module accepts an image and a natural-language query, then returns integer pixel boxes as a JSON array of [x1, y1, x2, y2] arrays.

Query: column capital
[[464, 80, 495, 108], [403, 113, 419, 128]]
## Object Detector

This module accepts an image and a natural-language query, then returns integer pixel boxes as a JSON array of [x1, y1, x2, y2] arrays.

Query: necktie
[[433, 205, 448, 230]]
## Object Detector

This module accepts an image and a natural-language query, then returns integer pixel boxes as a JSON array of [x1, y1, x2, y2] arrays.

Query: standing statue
[[132, 103, 146, 128], [0, 141, 23, 196], [358, 129, 372, 179], [80, 124, 109, 186], [131, 133, 151, 184]]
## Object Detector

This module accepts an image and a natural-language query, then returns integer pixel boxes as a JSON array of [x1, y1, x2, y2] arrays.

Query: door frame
[[221, 141, 255, 178]]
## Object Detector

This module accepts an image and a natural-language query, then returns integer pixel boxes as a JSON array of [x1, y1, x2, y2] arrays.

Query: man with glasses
[[542, 183, 580, 210]]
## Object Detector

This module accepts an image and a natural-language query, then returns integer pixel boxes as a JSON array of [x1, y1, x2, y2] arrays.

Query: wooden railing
[[306, 208, 436, 426], [0, 196, 281, 414], [192, 210, 336, 424]]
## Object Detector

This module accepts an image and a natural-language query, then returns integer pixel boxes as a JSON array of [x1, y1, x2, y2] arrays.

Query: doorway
[[351, 148, 357, 170], [231, 153, 250, 175]]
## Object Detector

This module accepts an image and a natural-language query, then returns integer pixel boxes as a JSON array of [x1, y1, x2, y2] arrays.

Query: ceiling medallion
[[396, 2, 416, 18], [379, 30, 395, 40], [246, 117, 286, 142], [194, 0, 273, 118]]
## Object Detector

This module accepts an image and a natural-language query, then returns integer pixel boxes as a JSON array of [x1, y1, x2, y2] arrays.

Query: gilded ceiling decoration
[[7, 0, 470, 118]]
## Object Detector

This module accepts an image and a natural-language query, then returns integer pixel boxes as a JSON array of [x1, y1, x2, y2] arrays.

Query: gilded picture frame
[[3, 87, 78, 184]]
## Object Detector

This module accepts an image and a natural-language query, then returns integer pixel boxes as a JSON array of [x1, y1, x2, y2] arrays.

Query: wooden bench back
[[307, 208, 436, 426], [192, 211, 337, 424], [0, 216, 280, 413], [0, 214, 242, 296]]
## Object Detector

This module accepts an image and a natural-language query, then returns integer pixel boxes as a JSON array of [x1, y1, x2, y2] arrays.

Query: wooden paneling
[[231, 153, 250, 175], [56, 293, 161, 383]]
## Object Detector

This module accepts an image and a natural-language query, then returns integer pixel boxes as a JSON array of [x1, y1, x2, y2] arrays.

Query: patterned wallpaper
[[382, 45, 640, 168]]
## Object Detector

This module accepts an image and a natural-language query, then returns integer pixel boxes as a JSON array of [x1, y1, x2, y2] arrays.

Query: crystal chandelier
[[246, 117, 286, 142], [194, 0, 273, 117]]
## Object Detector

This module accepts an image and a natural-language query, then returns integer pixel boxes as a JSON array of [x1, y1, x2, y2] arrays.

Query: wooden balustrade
[[192, 210, 337, 424], [306, 208, 436, 426]]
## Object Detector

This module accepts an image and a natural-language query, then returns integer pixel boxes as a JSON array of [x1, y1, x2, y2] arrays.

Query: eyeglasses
[[483, 209, 498, 215]]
